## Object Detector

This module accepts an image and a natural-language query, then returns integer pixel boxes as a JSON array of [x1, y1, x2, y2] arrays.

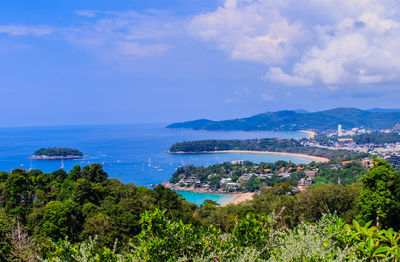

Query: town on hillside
[[163, 158, 370, 194]]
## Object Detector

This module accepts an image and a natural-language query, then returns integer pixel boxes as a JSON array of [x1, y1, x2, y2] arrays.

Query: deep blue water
[[0, 123, 308, 204]]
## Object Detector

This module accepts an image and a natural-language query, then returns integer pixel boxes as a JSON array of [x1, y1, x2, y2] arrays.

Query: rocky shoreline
[[28, 155, 87, 160]]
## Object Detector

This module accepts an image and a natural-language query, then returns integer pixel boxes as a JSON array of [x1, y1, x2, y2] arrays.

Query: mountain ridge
[[167, 108, 400, 131]]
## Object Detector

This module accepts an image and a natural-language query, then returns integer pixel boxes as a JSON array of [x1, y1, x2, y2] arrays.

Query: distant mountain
[[366, 108, 400, 113], [293, 109, 309, 114], [167, 108, 400, 131]]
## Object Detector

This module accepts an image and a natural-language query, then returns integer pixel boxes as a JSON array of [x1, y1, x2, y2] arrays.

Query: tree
[[358, 158, 400, 229], [69, 164, 82, 181], [82, 164, 108, 183], [42, 201, 69, 240], [3, 170, 33, 220], [81, 213, 118, 248], [0, 209, 14, 261], [52, 169, 68, 183], [0, 172, 8, 183]]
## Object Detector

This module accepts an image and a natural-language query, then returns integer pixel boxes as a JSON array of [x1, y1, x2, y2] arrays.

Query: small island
[[29, 147, 85, 159]]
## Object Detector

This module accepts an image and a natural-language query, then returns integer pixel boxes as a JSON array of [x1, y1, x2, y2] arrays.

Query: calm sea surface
[[0, 123, 308, 205]]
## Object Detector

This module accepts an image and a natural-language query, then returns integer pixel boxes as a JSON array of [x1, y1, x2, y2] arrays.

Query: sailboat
[[148, 157, 151, 167], [61, 158, 64, 169], [28, 160, 33, 171]]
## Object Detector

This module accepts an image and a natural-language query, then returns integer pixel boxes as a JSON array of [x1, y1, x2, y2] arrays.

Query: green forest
[[169, 138, 368, 161], [352, 132, 400, 145], [1, 159, 400, 261], [33, 147, 84, 157]]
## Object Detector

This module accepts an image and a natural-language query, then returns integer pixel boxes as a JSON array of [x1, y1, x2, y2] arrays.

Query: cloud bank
[[190, 0, 400, 86], [0, 1, 399, 88]]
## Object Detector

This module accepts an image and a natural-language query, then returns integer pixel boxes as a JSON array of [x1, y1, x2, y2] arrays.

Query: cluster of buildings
[[308, 124, 400, 157], [297, 169, 318, 190], [328, 125, 369, 137], [164, 162, 325, 193]]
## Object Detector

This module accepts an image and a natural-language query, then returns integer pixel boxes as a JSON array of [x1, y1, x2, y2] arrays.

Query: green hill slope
[[168, 108, 400, 131]]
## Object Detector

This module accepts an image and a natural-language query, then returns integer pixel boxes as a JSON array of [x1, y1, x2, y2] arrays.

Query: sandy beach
[[299, 130, 317, 139], [224, 192, 255, 205], [170, 150, 329, 163]]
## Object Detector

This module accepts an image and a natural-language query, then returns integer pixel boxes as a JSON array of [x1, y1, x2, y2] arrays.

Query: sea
[[0, 123, 309, 205]]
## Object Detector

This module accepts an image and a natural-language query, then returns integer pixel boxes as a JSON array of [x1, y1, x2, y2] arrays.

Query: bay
[[0, 123, 308, 204]]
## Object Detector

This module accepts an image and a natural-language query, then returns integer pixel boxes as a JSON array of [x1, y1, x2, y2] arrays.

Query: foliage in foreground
[[1, 159, 400, 261], [42, 210, 400, 262]]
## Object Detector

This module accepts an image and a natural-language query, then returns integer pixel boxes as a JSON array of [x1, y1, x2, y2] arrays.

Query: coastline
[[299, 130, 317, 139], [225, 192, 255, 205], [168, 150, 329, 163], [174, 189, 255, 206], [164, 181, 256, 205], [28, 155, 87, 160]]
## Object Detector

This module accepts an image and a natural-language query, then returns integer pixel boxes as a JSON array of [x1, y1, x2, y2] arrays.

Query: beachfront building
[[305, 169, 318, 179], [225, 182, 240, 190], [231, 160, 246, 165], [338, 124, 343, 137], [257, 173, 273, 179], [278, 173, 291, 178], [241, 173, 255, 181], [220, 178, 232, 184], [298, 178, 313, 190]]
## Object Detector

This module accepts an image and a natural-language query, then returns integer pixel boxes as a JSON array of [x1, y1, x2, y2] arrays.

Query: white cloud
[[189, 1, 307, 64], [224, 98, 239, 104], [261, 93, 275, 101], [0, 10, 181, 60], [63, 11, 183, 60], [265, 67, 312, 86], [190, 0, 400, 86], [0, 25, 52, 36]]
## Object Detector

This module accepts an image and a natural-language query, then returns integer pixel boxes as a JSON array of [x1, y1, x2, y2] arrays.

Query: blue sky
[[0, 0, 400, 126]]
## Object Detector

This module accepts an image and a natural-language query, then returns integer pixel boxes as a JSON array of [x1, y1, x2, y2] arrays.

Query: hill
[[167, 108, 400, 131]]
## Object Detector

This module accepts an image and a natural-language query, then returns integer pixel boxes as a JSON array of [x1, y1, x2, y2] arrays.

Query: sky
[[1, 0, 400, 127]]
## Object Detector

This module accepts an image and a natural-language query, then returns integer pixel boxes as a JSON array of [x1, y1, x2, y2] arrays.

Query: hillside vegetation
[[169, 138, 368, 161], [33, 147, 83, 157], [0, 159, 399, 261], [168, 108, 400, 131]]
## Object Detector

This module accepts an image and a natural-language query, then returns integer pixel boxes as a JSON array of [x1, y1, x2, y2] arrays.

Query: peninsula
[[168, 138, 368, 161], [29, 147, 85, 159]]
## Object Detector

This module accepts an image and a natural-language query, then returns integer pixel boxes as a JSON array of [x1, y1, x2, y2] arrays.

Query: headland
[[168, 150, 329, 163]]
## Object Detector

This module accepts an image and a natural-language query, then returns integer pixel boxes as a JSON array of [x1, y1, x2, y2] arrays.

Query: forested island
[[29, 147, 85, 159], [168, 138, 369, 161], [168, 107, 400, 131], [0, 160, 400, 261]]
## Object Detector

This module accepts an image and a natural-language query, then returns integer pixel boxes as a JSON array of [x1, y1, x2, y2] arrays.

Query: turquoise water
[[175, 191, 233, 206], [0, 123, 308, 204]]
